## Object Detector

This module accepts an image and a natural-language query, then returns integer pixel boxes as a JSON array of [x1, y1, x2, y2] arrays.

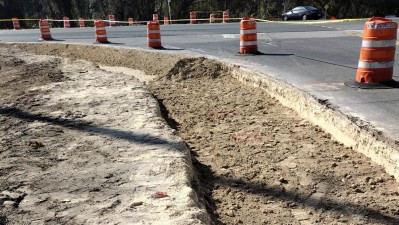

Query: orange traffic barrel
[[63, 16, 70, 28], [79, 18, 85, 28], [153, 14, 159, 23], [210, 14, 215, 23], [39, 19, 52, 40], [12, 18, 20, 30], [164, 16, 169, 25], [147, 20, 162, 48], [223, 11, 229, 23], [108, 15, 116, 26], [190, 11, 196, 24], [356, 17, 397, 84], [128, 18, 134, 26], [240, 18, 258, 54], [94, 20, 109, 43]]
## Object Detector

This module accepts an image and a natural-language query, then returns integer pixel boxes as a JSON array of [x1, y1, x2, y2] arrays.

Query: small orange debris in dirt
[[153, 191, 168, 198]]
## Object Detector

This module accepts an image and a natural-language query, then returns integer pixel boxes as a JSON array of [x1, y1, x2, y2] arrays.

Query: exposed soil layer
[[149, 69, 399, 225], [0, 43, 398, 225], [0, 47, 209, 225]]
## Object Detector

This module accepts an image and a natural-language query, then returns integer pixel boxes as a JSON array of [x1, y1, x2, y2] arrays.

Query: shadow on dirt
[[190, 150, 225, 225], [155, 97, 224, 224], [156, 98, 179, 130], [0, 107, 180, 148], [0, 215, 7, 225], [192, 156, 399, 225]]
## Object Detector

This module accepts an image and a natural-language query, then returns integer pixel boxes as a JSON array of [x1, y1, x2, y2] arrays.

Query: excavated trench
[[1, 43, 399, 225]]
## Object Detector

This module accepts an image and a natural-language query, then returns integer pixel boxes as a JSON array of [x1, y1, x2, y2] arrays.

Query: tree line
[[1, 0, 398, 28]]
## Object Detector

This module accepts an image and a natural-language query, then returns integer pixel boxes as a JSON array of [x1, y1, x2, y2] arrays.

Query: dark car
[[282, 6, 324, 21]]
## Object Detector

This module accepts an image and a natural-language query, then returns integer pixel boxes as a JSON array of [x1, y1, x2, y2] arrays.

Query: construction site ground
[[0, 44, 398, 225]]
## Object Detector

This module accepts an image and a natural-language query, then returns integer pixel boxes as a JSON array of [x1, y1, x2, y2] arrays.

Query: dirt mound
[[0, 48, 65, 109], [162, 57, 231, 81], [1, 43, 183, 78], [0, 43, 232, 83]]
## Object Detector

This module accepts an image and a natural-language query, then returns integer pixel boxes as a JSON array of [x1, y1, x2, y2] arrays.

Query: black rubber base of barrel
[[344, 80, 399, 89], [236, 52, 295, 57], [39, 38, 55, 41], [236, 51, 263, 56], [150, 46, 165, 50], [94, 41, 111, 44]]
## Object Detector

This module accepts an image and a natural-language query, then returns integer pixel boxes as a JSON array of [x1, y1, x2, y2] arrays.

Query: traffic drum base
[[344, 79, 399, 89]]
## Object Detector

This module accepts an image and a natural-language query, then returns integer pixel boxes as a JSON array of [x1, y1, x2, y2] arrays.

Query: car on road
[[282, 6, 324, 21]]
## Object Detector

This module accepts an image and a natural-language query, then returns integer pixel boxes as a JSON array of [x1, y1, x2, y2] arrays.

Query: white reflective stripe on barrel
[[362, 39, 397, 48], [358, 61, 394, 69], [96, 35, 107, 38], [96, 27, 106, 31], [148, 39, 161, 42], [240, 29, 257, 34], [147, 30, 160, 34], [240, 41, 257, 46]]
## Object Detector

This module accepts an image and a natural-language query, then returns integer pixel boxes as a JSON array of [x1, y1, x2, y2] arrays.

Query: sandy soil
[[148, 60, 399, 225], [0, 47, 209, 225], [0, 43, 398, 225]]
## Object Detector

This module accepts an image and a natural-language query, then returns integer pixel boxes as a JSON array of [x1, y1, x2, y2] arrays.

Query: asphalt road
[[1, 19, 399, 140]]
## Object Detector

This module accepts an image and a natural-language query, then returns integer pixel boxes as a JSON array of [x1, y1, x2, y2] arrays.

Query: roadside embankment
[[1, 42, 398, 224], [3, 42, 397, 181]]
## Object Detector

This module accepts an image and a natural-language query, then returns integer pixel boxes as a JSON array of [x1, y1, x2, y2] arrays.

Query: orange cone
[[147, 20, 162, 48], [79, 18, 85, 28], [210, 14, 215, 24], [357, 17, 397, 84], [39, 19, 52, 40], [190, 11, 196, 24], [63, 16, 70, 28], [240, 18, 258, 54], [94, 20, 109, 43], [12, 18, 20, 30], [164, 16, 169, 25], [153, 14, 159, 23], [223, 11, 229, 23], [128, 18, 134, 26], [108, 15, 116, 26]]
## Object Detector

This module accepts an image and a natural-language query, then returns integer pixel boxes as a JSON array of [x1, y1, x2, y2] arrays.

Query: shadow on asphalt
[[295, 55, 358, 69], [235, 51, 294, 56], [161, 47, 185, 51], [145, 46, 185, 51], [39, 39, 65, 42], [93, 42, 126, 45]]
